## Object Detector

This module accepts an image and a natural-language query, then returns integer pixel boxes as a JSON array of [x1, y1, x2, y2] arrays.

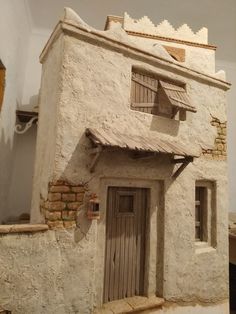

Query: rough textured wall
[[119, 35, 216, 75], [31, 34, 64, 223], [30, 17, 229, 312], [52, 32, 227, 304], [54, 34, 226, 182], [0, 229, 96, 314]]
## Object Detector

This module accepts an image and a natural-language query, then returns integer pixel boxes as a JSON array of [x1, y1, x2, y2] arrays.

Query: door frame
[[104, 186, 150, 302], [94, 177, 163, 307]]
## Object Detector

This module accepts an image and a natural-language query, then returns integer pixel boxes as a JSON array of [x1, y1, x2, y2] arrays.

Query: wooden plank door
[[103, 187, 149, 303]]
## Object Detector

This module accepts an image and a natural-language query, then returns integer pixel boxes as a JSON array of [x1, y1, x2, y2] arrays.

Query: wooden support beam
[[132, 152, 155, 160], [89, 145, 103, 173], [172, 156, 194, 178], [131, 102, 158, 108], [89, 147, 102, 155], [171, 107, 179, 119], [172, 156, 193, 164]]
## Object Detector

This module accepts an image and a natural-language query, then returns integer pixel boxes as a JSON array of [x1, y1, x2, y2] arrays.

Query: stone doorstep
[[94, 296, 165, 314], [0, 224, 49, 234]]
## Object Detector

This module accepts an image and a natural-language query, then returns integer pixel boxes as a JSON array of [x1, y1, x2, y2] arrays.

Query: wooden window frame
[[116, 190, 137, 217], [130, 69, 192, 120], [195, 181, 217, 246], [195, 186, 207, 241]]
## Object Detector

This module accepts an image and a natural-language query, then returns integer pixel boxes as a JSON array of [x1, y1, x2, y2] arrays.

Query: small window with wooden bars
[[195, 181, 217, 246], [0, 60, 6, 112], [195, 186, 207, 241], [130, 70, 196, 120]]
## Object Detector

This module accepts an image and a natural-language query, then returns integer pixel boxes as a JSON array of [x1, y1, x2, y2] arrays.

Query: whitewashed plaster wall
[[0, 2, 235, 223], [0, 0, 31, 222], [216, 60, 236, 213]]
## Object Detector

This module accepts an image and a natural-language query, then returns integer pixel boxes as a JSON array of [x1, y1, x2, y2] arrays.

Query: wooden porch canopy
[[86, 128, 199, 176]]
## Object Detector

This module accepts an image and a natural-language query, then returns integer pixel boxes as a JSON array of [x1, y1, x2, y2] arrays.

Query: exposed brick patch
[[202, 117, 227, 160], [40, 180, 87, 229]]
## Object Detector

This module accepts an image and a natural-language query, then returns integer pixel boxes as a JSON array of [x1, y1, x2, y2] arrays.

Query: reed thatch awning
[[86, 127, 198, 158]]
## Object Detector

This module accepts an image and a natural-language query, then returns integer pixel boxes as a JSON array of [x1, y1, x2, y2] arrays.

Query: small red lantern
[[87, 194, 100, 220]]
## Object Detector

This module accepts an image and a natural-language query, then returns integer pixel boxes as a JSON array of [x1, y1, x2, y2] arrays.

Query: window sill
[[0, 224, 49, 234], [195, 241, 216, 254], [94, 296, 164, 314]]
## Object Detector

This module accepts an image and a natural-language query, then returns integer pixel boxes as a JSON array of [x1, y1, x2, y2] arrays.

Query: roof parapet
[[123, 13, 208, 45], [62, 7, 92, 31]]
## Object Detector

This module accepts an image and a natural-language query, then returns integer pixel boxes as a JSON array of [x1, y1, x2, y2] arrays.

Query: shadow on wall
[[0, 118, 37, 224], [5, 125, 37, 224], [230, 262, 236, 312], [0, 128, 13, 224], [150, 114, 180, 136]]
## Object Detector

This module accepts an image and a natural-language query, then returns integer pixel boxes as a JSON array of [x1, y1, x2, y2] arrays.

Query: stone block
[[48, 193, 61, 201], [62, 210, 76, 220], [49, 185, 70, 193], [217, 127, 222, 134], [71, 186, 85, 193], [63, 221, 76, 229], [62, 193, 76, 201], [76, 193, 84, 202], [45, 210, 62, 221], [45, 201, 66, 211], [49, 180, 65, 186], [47, 221, 64, 229], [67, 202, 80, 210]]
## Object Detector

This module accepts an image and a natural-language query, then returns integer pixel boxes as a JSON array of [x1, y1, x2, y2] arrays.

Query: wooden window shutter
[[159, 81, 196, 113], [131, 72, 159, 115]]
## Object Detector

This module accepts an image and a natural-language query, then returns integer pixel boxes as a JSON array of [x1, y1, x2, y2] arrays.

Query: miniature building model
[[0, 8, 230, 314]]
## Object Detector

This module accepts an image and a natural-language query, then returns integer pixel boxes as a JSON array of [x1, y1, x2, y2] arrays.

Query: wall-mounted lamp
[[87, 194, 100, 220]]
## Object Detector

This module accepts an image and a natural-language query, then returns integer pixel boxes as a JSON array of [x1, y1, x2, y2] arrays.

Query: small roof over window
[[159, 81, 197, 113]]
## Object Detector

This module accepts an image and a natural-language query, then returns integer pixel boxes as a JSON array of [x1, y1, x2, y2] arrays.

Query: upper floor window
[[130, 70, 196, 120], [0, 60, 6, 112]]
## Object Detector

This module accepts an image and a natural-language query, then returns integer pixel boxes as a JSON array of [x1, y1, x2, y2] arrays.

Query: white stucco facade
[[0, 1, 235, 224], [26, 8, 231, 313], [0, 3, 234, 314]]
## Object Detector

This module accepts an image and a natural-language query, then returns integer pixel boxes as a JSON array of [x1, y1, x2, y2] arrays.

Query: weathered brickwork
[[202, 117, 227, 160], [40, 180, 87, 229]]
